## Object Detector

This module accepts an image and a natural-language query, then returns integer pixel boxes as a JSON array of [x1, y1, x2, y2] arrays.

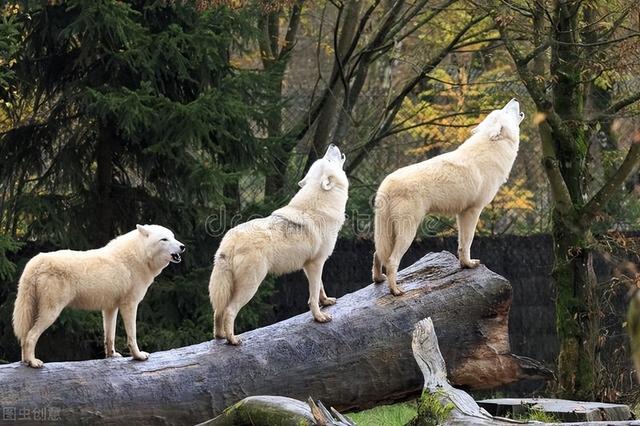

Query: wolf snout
[[179, 244, 185, 252]]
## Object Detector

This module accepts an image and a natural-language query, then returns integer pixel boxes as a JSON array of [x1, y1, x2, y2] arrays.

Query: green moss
[[628, 291, 640, 376], [407, 390, 455, 426]]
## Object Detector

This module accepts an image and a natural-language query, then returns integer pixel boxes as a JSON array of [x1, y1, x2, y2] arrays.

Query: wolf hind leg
[[223, 263, 267, 346], [214, 311, 225, 339], [372, 251, 387, 283], [23, 303, 65, 368], [386, 216, 419, 296]]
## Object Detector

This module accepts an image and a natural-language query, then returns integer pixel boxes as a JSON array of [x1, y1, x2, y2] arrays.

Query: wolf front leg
[[304, 260, 332, 323], [102, 308, 122, 357], [120, 303, 149, 361], [457, 207, 482, 269]]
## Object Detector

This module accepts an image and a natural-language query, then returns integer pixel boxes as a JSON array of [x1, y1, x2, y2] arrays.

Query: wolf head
[[136, 224, 185, 265], [298, 144, 349, 192], [473, 98, 524, 142]]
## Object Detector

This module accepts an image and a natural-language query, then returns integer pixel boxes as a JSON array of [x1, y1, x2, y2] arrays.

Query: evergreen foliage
[[0, 0, 278, 362], [0, 0, 274, 248]]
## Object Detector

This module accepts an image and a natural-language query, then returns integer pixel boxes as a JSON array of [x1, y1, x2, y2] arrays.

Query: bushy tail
[[374, 191, 394, 265], [209, 249, 234, 337], [13, 262, 38, 344]]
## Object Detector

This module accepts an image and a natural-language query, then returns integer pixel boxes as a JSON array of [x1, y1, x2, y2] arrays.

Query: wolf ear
[[487, 123, 502, 141], [321, 174, 334, 191], [473, 118, 502, 140], [136, 224, 150, 237]]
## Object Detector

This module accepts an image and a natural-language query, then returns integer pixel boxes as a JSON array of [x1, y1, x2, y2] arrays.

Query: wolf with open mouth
[[13, 224, 185, 367]]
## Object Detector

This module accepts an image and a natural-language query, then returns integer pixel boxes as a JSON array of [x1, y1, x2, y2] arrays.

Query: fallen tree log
[[411, 318, 636, 426], [197, 396, 355, 426], [0, 251, 551, 425]]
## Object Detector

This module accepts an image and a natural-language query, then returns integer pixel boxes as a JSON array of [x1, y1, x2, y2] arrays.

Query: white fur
[[12, 224, 185, 367], [372, 99, 524, 295], [209, 145, 349, 345]]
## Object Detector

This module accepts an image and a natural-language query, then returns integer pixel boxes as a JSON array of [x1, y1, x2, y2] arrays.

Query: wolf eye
[[160, 238, 168, 242]]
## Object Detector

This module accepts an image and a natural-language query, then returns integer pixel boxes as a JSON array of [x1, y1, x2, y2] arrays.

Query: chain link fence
[[233, 87, 640, 239]]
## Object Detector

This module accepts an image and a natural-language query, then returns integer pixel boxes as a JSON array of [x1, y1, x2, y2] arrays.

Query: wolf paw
[[106, 351, 122, 358], [26, 358, 44, 368], [314, 312, 332, 323], [373, 273, 387, 283], [227, 336, 241, 346], [390, 287, 404, 297], [320, 297, 337, 306], [133, 351, 150, 361], [460, 259, 480, 269]]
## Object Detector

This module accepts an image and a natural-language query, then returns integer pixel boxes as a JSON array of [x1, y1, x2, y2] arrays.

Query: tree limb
[[346, 13, 489, 174], [590, 91, 640, 122], [580, 132, 640, 227], [278, 0, 305, 61], [538, 121, 575, 215]]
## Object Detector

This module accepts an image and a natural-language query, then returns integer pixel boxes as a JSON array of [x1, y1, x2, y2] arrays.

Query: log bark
[[0, 251, 551, 425]]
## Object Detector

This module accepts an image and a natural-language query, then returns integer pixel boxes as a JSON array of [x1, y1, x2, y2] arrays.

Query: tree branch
[[278, 0, 305, 61], [538, 121, 574, 214], [520, 40, 550, 65], [591, 91, 640, 122], [345, 13, 489, 174], [580, 132, 640, 227], [496, 22, 574, 144]]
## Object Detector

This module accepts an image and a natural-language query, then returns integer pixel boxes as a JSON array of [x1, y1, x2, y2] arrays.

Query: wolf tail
[[13, 260, 39, 345], [373, 190, 394, 266], [209, 246, 234, 338]]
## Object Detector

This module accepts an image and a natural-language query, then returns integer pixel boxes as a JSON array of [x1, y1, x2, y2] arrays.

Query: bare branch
[[580, 133, 640, 226], [384, 109, 491, 138], [591, 91, 640, 122], [553, 32, 640, 47], [345, 13, 489, 174], [278, 0, 305, 60], [520, 40, 550, 65], [497, 24, 574, 144]]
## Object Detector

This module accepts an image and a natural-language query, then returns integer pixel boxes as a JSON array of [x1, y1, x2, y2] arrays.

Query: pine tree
[[0, 0, 274, 248]]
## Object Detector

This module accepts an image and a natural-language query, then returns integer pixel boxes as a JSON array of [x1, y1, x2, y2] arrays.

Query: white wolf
[[373, 99, 524, 296], [13, 224, 185, 368], [209, 145, 349, 345]]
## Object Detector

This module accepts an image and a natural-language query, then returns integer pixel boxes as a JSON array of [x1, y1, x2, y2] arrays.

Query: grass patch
[[348, 401, 418, 426], [511, 407, 559, 423]]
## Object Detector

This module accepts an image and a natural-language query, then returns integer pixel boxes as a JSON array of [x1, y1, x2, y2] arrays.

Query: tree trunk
[[0, 252, 550, 425], [553, 216, 600, 400], [94, 125, 115, 246], [304, 0, 362, 172]]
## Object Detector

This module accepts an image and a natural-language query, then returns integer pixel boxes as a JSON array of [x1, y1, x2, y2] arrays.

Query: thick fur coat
[[13, 224, 184, 367], [372, 99, 524, 295], [209, 145, 349, 345]]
